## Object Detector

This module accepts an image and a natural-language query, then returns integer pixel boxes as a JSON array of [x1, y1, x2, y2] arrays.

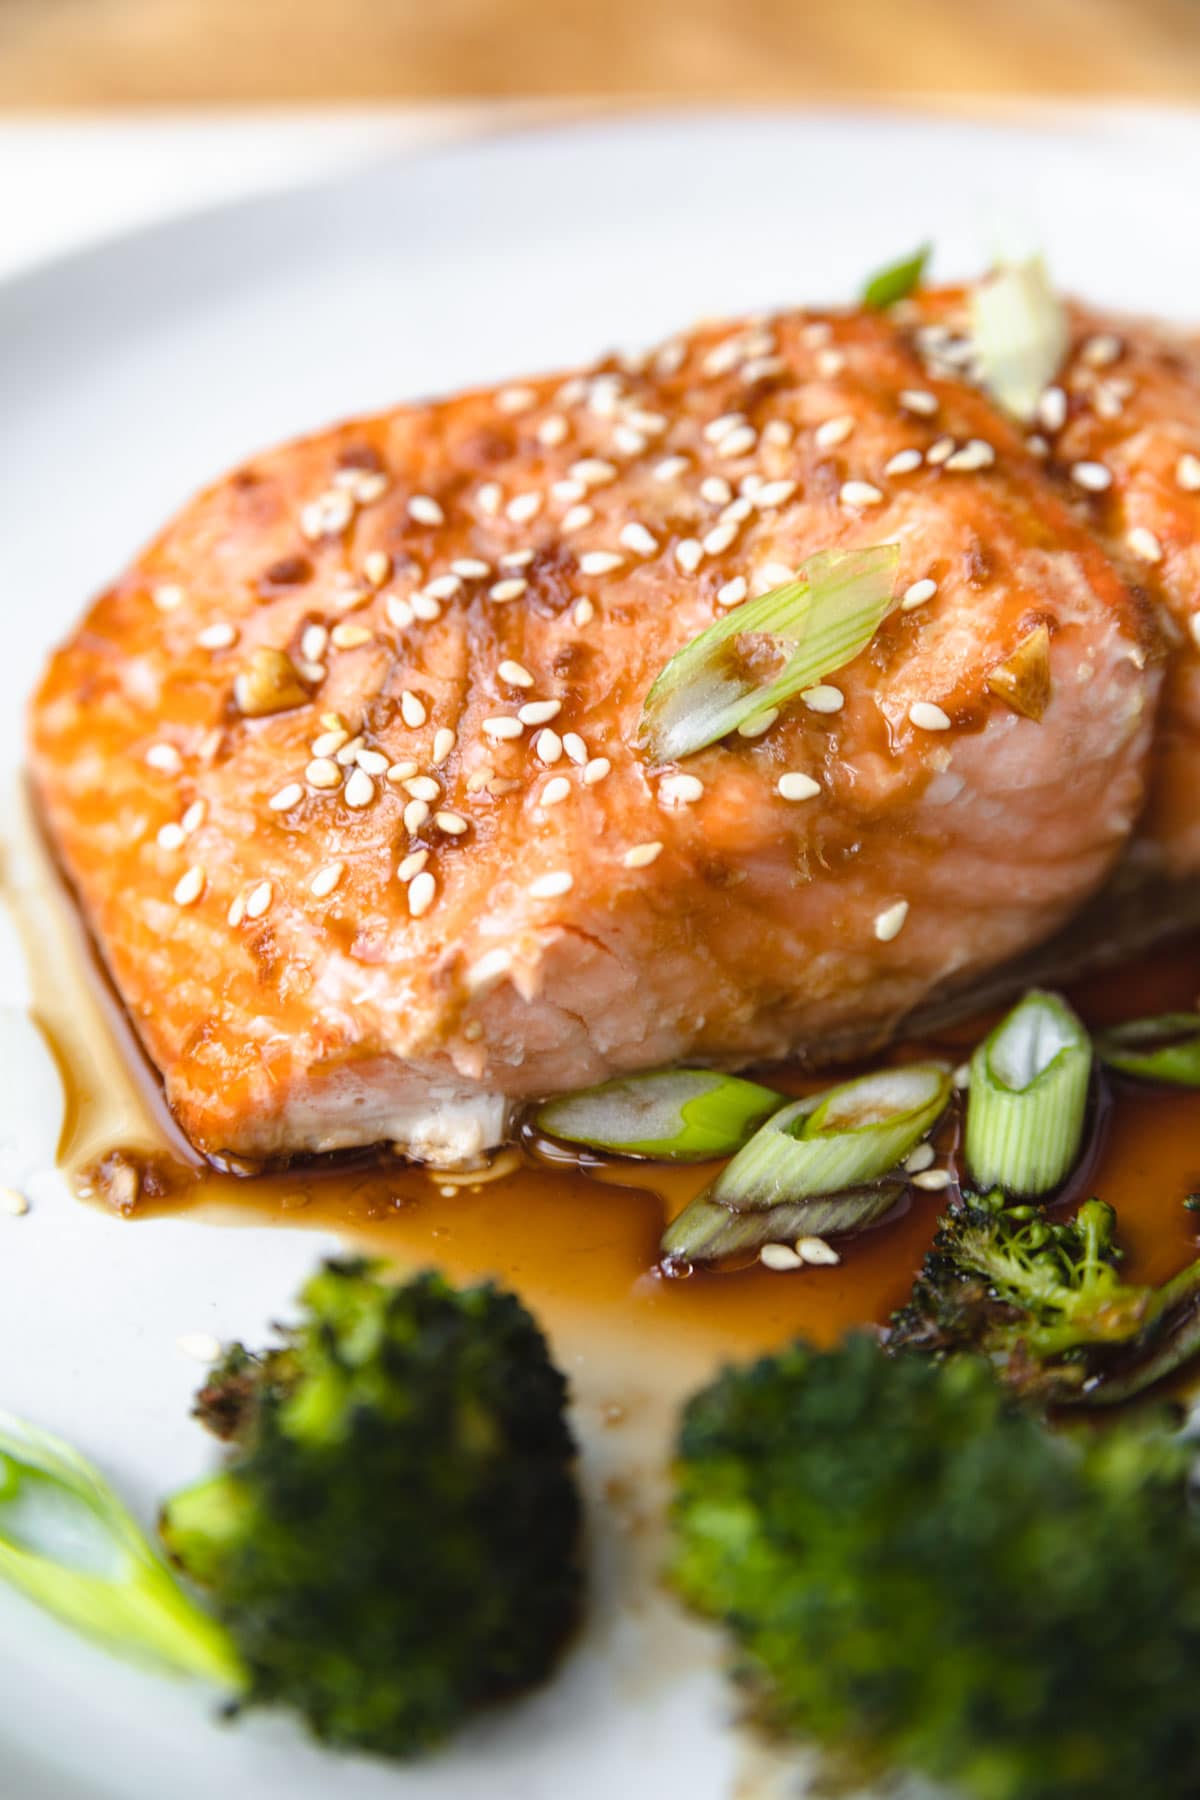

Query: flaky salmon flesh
[[30, 301, 1172, 1168]]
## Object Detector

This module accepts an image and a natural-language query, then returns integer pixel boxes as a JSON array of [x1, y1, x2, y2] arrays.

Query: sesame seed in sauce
[[755, 479, 797, 510], [301, 491, 354, 540], [579, 551, 625, 577], [197, 621, 237, 651], [572, 597, 595, 627], [174, 865, 205, 907], [306, 757, 342, 789], [541, 776, 571, 805], [477, 481, 502, 516], [386, 760, 420, 784], [705, 412, 747, 444], [501, 549, 535, 570], [301, 624, 329, 664], [357, 749, 388, 777], [619, 522, 659, 557], [552, 479, 586, 506], [701, 478, 734, 509], [571, 457, 618, 487], [801, 685, 844, 714], [536, 729, 564, 764], [245, 881, 272, 920], [653, 455, 690, 482], [490, 577, 528, 603], [537, 414, 569, 447], [330, 623, 372, 650], [904, 1142, 936, 1173], [310, 861, 345, 898], [435, 811, 469, 835], [583, 757, 611, 784], [335, 735, 365, 765], [815, 415, 854, 449], [756, 561, 795, 592], [736, 709, 779, 739], [146, 743, 182, 774], [717, 576, 747, 609], [497, 385, 536, 414], [408, 871, 437, 918], [404, 775, 441, 802], [499, 659, 535, 688], [926, 436, 955, 466], [563, 732, 588, 765], [675, 538, 704, 574], [269, 782, 304, 812], [400, 690, 428, 729], [227, 892, 247, 927], [397, 849, 429, 881], [387, 595, 415, 631], [153, 583, 185, 612], [483, 715, 524, 741], [909, 700, 952, 731], [816, 347, 846, 378], [614, 425, 647, 457], [157, 823, 185, 851], [1177, 454, 1200, 493], [778, 771, 821, 801], [839, 480, 884, 509], [519, 699, 562, 726], [1189, 616, 1200, 652], [659, 772, 704, 806], [899, 389, 938, 417], [404, 798, 431, 833], [562, 504, 594, 533], [912, 1168, 953, 1191], [796, 1236, 840, 1266], [411, 593, 442, 623], [425, 573, 463, 601], [344, 768, 375, 809], [1127, 526, 1164, 564], [623, 841, 663, 869], [1070, 461, 1113, 493], [944, 439, 995, 473], [1038, 386, 1068, 432], [506, 492, 542, 524], [700, 522, 737, 558], [718, 424, 758, 459], [902, 578, 938, 611], [874, 899, 910, 942], [408, 494, 445, 527], [760, 1243, 804, 1272], [885, 449, 923, 477], [363, 550, 392, 587], [1082, 333, 1122, 368], [529, 870, 573, 899], [451, 557, 491, 580], [181, 801, 205, 835]]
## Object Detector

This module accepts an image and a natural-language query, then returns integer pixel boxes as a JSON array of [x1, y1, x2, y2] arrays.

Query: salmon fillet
[[29, 307, 1157, 1167]]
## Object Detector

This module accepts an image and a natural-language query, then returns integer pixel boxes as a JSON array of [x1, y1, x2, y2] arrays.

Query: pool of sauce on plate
[[7, 781, 1200, 1368]]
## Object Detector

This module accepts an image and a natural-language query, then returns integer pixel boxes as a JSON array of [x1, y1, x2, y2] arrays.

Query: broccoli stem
[[159, 1472, 253, 1587]]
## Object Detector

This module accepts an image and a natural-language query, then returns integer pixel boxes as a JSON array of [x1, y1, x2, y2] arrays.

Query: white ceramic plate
[[2, 107, 1199, 1800]]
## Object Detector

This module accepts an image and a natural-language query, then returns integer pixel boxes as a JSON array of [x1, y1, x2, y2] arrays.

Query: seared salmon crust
[[30, 306, 1158, 1166]]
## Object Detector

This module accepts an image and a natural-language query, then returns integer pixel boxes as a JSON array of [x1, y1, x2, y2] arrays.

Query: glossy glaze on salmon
[[29, 307, 1158, 1167]]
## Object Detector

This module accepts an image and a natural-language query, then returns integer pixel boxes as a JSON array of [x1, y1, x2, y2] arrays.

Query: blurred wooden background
[[2, 0, 1199, 105]]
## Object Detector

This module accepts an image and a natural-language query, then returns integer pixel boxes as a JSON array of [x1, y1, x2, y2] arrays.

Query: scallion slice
[[861, 242, 932, 311], [1095, 1014, 1200, 1088], [534, 1068, 784, 1161], [970, 255, 1069, 423], [964, 989, 1092, 1197], [709, 1064, 952, 1212], [637, 546, 899, 763], [661, 1182, 903, 1265]]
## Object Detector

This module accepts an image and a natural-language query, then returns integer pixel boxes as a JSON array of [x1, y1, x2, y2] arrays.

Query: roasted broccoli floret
[[890, 1192, 1200, 1403], [671, 1335, 1200, 1800], [159, 1259, 581, 1756]]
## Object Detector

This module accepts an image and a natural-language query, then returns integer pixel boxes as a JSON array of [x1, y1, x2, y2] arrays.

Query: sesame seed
[[653, 455, 690, 482], [874, 899, 909, 941], [408, 494, 444, 526], [899, 389, 938, 417], [909, 700, 952, 731], [245, 881, 272, 920], [181, 800, 205, 835], [815, 414, 855, 449], [722, 496, 754, 526], [414, 593, 444, 625], [363, 550, 392, 586], [944, 438, 995, 473], [435, 811, 468, 835], [905, 1142, 936, 1173], [482, 715, 524, 741], [839, 480, 884, 508], [613, 425, 647, 457], [357, 748, 388, 776], [1082, 332, 1122, 368], [344, 768, 375, 808], [659, 772, 704, 805], [552, 478, 586, 504], [756, 561, 796, 592], [1190, 616, 1200, 652], [157, 823, 185, 851], [717, 576, 747, 608], [408, 871, 437, 917], [174, 865, 205, 906], [583, 756, 611, 784], [579, 551, 624, 576], [174, 1329, 221, 1361], [497, 384, 536, 414], [801, 685, 844, 714], [623, 840, 663, 869], [675, 538, 704, 573], [953, 1063, 971, 1089], [562, 504, 594, 533], [404, 775, 441, 802], [1127, 526, 1163, 563], [269, 782, 304, 812], [796, 1236, 840, 1266], [541, 775, 571, 805], [1038, 386, 1068, 432], [501, 549, 535, 569], [902, 578, 938, 611], [760, 1243, 804, 1272], [926, 436, 955, 466], [386, 595, 415, 630], [737, 709, 778, 738], [490, 577, 528, 603], [227, 892, 246, 926], [467, 947, 513, 993], [153, 582, 185, 612], [762, 419, 794, 446], [704, 412, 747, 443], [778, 771, 821, 801], [301, 624, 329, 664], [701, 475, 733, 506], [424, 573, 462, 601], [571, 457, 618, 487], [529, 870, 573, 899], [451, 557, 491, 580], [506, 491, 542, 524], [335, 735, 365, 765], [146, 743, 182, 774], [397, 850, 429, 881], [404, 798, 431, 833], [755, 478, 797, 509], [1177, 454, 1200, 492], [386, 760, 420, 783], [499, 659, 535, 688], [572, 596, 595, 627], [310, 861, 344, 897], [803, 320, 833, 347], [563, 733, 588, 765], [537, 414, 569, 447], [619, 522, 659, 557], [885, 448, 923, 477], [519, 699, 562, 726], [306, 757, 342, 789], [197, 621, 237, 650], [703, 522, 739, 557], [816, 347, 846, 378], [1070, 460, 1113, 493], [330, 622, 372, 650], [912, 1168, 953, 1191], [400, 690, 427, 729], [535, 729, 563, 764], [0, 1187, 27, 1217], [718, 424, 758, 459]]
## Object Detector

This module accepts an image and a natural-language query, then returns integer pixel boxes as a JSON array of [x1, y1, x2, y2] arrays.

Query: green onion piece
[[861, 242, 932, 310], [965, 989, 1092, 1197], [637, 545, 899, 763], [535, 1068, 785, 1161], [1077, 1258, 1200, 1408], [970, 255, 1069, 423], [0, 1411, 243, 1687], [661, 1181, 903, 1264], [709, 1063, 952, 1213], [1096, 1014, 1200, 1087]]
